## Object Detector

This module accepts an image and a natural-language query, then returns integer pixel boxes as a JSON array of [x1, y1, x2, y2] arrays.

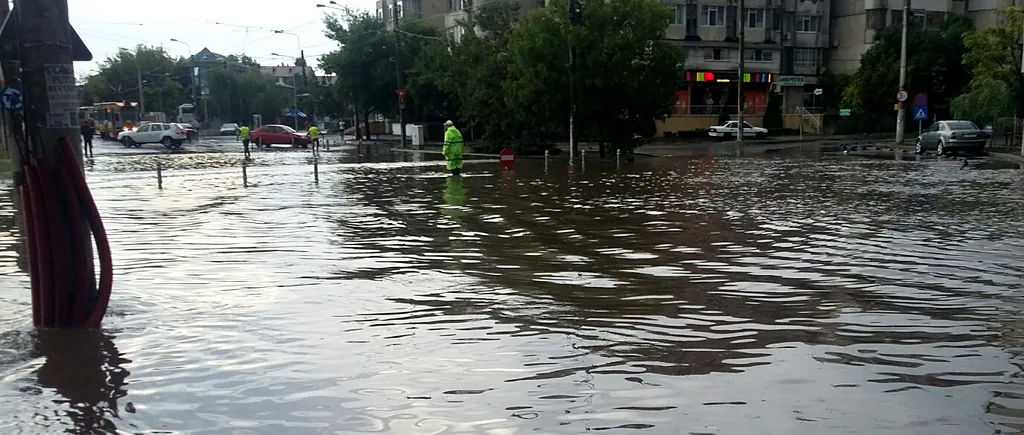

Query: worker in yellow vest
[[307, 124, 320, 155], [238, 124, 251, 159]]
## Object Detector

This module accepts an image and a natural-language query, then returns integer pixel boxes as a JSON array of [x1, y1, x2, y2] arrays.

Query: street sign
[[913, 105, 929, 121], [1, 86, 23, 112], [913, 93, 927, 106], [896, 90, 908, 102], [396, 88, 407, 101], [813, 88, 823, 96], [778, 76, 805, 87], [499, 147, 516, 168], [839, 108, 851, 117]]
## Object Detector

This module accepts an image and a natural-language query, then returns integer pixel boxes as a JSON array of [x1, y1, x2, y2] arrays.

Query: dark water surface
[[2, 149, 1024, 434]]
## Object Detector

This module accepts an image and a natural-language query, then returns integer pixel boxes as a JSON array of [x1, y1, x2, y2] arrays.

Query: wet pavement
[[1, 148, 1024, 434]]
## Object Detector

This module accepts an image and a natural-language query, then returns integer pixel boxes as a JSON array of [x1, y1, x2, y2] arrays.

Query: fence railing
[[672, 105, 823, 116]]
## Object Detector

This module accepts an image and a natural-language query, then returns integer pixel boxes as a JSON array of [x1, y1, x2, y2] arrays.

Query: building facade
[[828, 0, 1022, 74], [376, 0, 448, 30], [666, 0, 830, 116]]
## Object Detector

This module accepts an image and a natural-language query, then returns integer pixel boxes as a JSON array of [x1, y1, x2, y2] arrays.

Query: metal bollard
[[544, 150, 549, 173], [580, 149, 586, 172], [156, 162, 163, 190], [242, 163, 249, 188], [313, 158, 319, 184], [616, 149, 621, 169]]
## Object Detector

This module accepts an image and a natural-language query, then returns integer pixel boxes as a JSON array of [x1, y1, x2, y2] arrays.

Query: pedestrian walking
[[442, 120, 464, 176], [238, 124, 252, 159], [80, 120, 95, 158], [307, 124, 320, 155]]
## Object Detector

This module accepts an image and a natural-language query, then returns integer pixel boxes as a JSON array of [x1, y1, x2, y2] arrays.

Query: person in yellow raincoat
[[307, 124, 320, 154], [442, 120, 464, 176]]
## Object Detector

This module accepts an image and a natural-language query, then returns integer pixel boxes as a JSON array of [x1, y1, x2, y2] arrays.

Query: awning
[[285, 109, 307, 118]]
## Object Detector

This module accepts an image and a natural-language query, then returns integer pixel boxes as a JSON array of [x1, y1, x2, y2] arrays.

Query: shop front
[[673, 70, 772, 116]]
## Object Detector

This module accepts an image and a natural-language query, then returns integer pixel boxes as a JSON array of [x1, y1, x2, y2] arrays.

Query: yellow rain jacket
[[308, 125, 319, 139], [239, 126, 250, 140], [442, 125, 464, 171]]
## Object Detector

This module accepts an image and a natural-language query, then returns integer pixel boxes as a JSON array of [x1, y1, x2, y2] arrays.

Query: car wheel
[[123, 137, 135, 148], [971, 145, 985, 155], [723, 132, 733, 140], [915, 139, 923, 154], [255, 138, 263, 148], [936, 141, 945, 156], [161, 136, 174, 149], [755, 132, 765, 139]]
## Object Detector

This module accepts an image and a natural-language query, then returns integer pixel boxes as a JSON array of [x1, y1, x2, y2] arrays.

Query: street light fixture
[[169, 38, 199, 123]]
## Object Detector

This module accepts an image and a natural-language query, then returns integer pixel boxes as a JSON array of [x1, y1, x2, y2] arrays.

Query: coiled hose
[[21, 137, 113, 327]]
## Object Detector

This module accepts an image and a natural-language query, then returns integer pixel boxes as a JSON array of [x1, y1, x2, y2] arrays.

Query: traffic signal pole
[[895, 0, 910, 144], [736, 0, 745, 143], [568, 0, 581, 159], [392, 0, 407, 148]]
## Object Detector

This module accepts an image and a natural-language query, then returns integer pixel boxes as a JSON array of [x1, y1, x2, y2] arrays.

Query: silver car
[[915, 120, 988, 155]]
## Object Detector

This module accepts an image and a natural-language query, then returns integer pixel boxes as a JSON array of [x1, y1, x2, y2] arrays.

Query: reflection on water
[[1, 151, 1024, 434]]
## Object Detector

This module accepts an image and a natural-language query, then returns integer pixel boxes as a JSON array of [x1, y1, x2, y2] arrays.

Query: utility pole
[[568, 0, 582, 159], [1019, 14, 1023, 156], [136, 61, 145, 115], [391, 0, 407, 148], [895, 0, 910, 144], [736, 0, 745, 143]]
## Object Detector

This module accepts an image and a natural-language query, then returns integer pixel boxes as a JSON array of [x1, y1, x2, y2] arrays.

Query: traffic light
[[568, 0, 582, 24]]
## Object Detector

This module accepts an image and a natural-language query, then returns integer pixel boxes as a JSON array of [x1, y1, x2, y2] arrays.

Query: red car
[[251, 124, 311, 148]]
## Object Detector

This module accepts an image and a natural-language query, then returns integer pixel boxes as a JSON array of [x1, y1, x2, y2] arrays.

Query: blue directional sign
[[0, 86, 22, 112], [912, 105, 929, 121]]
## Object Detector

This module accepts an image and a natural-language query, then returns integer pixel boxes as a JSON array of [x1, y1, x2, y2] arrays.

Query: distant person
[[97, 121, 106, 141], [442, 120, 464, 176], [307, 124, 320, 154], [238, 124, 251, 159], [80, 121, 95, 158]]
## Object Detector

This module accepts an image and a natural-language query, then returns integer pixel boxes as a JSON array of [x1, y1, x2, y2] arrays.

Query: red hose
[[57, 164, 91, 326], [24, 165, 55, 327], [20, 184, 41, 326], [35, 157, 70, 327], [58, 139, 113, 328]]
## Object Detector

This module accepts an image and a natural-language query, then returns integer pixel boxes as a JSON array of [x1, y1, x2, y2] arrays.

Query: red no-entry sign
[[396, 88, 406, 101], [499, 147, 515, 168]]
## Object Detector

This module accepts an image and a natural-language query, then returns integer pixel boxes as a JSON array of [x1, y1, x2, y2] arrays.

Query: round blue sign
[[913, 93, 927, 106]]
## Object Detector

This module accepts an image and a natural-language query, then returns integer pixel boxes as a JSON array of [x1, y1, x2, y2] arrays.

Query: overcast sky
[[67, 0, 376, 79]]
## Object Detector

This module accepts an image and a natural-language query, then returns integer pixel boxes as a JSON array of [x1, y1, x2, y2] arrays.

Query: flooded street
[[1, 147, 1024, 434]]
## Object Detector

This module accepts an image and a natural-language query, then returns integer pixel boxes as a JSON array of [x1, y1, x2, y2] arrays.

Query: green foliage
[[762, 91, 783, 129], [204, 61, 290, 125], [961, 7, 1024, 117], [79, 45, 190, 116], [844, 15, 973, 117], [951, 76, 1014, 124], [506, 0, 685, 151]]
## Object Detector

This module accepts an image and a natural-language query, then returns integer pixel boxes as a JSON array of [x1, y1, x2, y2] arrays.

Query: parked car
[[180, 123, 200, 142], [219, 123, 240, 136], [708, 121, 768, 139], [250, 124, 311, 148], [118, 122, 189, 149], [915, 120, 988, 155]]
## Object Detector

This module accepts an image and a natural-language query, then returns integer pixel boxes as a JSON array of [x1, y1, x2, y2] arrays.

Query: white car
[[118, 122, 189, 149], [708, 121, 768, 139], [219, 123, 240, 136]]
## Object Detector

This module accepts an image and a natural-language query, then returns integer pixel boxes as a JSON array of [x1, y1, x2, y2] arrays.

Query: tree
[[960, 7, 1023, 118], [506, 0, 685, 153], [320, 9, 394, 140], [79, 45, 190, 116], [204, 59, 289, 125], [844, 16, 973, 124]]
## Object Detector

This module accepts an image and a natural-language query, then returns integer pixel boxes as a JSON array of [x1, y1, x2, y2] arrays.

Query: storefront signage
[[778, 76, 805, 86], [688, 71, 772, 83]]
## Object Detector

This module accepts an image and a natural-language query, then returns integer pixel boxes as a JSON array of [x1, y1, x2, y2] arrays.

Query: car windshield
[[221, 123, 238, 129], [279, 125, 297, 133], [946, 121, 978, 130]]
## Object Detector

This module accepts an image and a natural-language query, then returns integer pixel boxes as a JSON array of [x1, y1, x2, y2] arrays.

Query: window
[[793, 48, 818, 66], [746, 8, 764, 28], [796, 14, 819, 33], [745, 49, 773, 62], [702, 5, 724, 27], [704, 48, 729, 61], [668, 4, 685, 25], [137, 125, 151, 132]]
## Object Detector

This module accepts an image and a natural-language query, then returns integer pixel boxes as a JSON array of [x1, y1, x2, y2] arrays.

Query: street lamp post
[[169, 38, 197, 123], [894, 0, 910, 145], [274, 30, 307, 89]]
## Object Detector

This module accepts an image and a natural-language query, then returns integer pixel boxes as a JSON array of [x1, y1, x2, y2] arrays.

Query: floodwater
[[1, 146, 1024, 434]]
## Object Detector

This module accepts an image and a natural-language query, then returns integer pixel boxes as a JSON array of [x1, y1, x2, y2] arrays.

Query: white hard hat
[[444, 120, 454, 126]]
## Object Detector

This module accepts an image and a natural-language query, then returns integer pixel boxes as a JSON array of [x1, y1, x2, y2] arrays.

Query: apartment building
[[376, 0, 448, 30], [665, 0, 830, 115], [829, 0, 1023, 74]]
